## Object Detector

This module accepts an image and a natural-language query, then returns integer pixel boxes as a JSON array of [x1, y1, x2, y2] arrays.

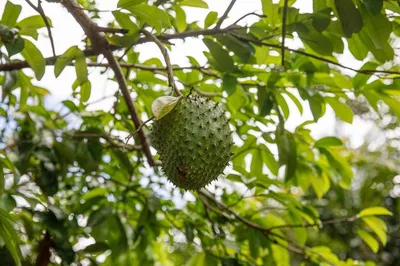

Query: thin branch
[[125, 116, 154, 145], [67, 131, 141, 151], [25, 0, 56, 57], [140, 29, 181, 96], [281, 0, 289, 67], [60, 0, 155, 166], [231, 12, 265, 26], [97, 26, 129, 34], [230, 32, 399, 76], [215, 0, 237, 29]]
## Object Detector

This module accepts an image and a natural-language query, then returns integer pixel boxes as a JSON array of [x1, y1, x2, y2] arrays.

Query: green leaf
[[88, 207, 113, 228], [82, 242, 109, 253], [308, 94, 325, 122], [315, 137, 343, 148], [248, 229, 261, 257], [80, 80, 91, 102], [21, 38, 45, 80], [17, 15, 50, 39], [358, 207, 393, 217], [257, 87, 273, 116], [0, 194, 16, 212], [348, 34, 369, 60], [174, 6, 187, 32], [299, 31, 334, 56], [362, 216, 387, 245], [117, 0, 146, 8], [203, 38, 235, 72], [0, 209, 21, 266], [362, 0, 383, 15], [357, 229, 379, 253], [272, 244, 290, 266], [54, 46, 80, 77], [1, 1, 21, 27], [152, 96, 182, 120], [186, 253, 205, 266], [273, 92, 290, 119], [312, 8, 331, 32], [75, 53, 88, 83], [5, 36, 24, 57], [320, 148, 353, 189], [325, 97, 353, 123], [276, 130, 297, 181], [222, 75, 237, 95], [352, 62, 379, 90], [204, 11, 218, 28], [215, 34, 255, 63], [261, 145, 278, 175], [284, 90, 303, 114], [334, 0, 363, 38], [112, 11, 139, 32], [82, 188, 108, 201], [128, 4, 171, 32], [180, 0, 209, 8]]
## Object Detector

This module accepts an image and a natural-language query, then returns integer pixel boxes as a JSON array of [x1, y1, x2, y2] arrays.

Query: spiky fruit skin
[[151, 96, 233, 190]]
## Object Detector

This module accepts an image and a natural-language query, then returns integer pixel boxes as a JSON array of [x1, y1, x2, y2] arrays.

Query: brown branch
[[25, 0, 56, 57], [35, 231, 53, 266], [67, 131, 141, 151], [281, 0, 289, 67], [140, 29, 181, 96], [215, 0, 237, 29], [230, 32, 399, 76], [231, 12, 265, 26], [60, 0, 155, 166], [97, 26, 129, 34]]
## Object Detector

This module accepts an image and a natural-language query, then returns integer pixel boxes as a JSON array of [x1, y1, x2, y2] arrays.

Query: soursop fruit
[[150, 95, 233, 190]]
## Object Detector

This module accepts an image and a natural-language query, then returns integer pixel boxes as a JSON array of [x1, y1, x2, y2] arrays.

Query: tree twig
[[97, 26, 129, 34], [25, 0, 56, 57], [231, 12, 265, 26], [215, 0, 237, 29], [125, 116, 154, 145], [60, 0, 155, 166], [281, 0, 289, 67], [140, 29, 181, 96]]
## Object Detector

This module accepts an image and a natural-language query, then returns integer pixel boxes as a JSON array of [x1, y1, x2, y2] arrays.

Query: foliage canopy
[[0, 0, 399, 265]]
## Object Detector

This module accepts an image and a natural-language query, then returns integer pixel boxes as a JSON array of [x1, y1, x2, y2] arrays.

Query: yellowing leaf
[[358, 207, 393, 217], [152, 96, 182, 120]]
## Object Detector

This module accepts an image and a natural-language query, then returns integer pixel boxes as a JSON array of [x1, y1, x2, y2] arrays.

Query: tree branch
[[60, 0, 155, 166], [230, 32, 398, 76], [215, 0, 237, 29], [97, 26, 129, 34], [198, 189, 337, 265], [35, 231, 53, 266], [25, 0, 56, 57], [281, 0, 289, 66], [140, 29, 181, 96]]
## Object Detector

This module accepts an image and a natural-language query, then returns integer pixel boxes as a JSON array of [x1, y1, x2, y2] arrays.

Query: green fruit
[[150, 96, 233, 190]]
